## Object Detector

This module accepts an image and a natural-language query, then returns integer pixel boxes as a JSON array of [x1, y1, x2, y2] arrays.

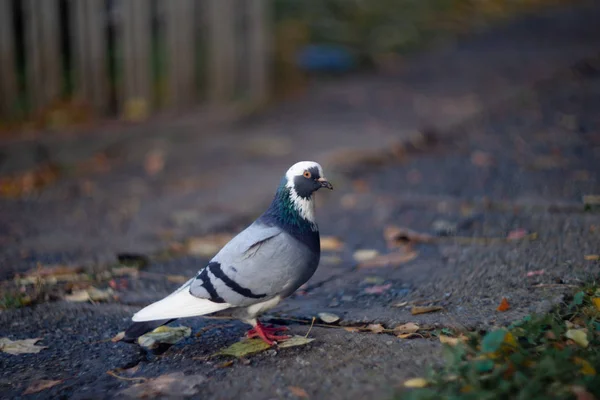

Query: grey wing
[[190, 221, 316, 307]]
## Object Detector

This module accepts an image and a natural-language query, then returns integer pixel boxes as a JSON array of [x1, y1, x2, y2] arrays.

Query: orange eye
[[303, 171, 311, 178]]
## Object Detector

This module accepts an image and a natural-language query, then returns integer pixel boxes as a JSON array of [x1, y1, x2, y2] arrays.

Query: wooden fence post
[[0, 0, 17, 119], [71, 0, 108, 114], [119, 0, 151, 116], [247, 0, 270, 104], [165, 0, 195, 109], [207, 0, 235, 104], [24, 0, 62, 114]]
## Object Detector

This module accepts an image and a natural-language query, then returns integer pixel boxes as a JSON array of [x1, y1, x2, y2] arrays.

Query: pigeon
[[124, 161, 333, 345]]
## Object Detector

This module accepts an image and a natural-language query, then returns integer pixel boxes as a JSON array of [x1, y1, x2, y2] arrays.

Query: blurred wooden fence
[[0, 0, 270, 122]]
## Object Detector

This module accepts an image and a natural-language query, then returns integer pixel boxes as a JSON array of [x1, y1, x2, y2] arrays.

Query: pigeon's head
[[285, 161, 333, 197], [277, 161, 332, 225]]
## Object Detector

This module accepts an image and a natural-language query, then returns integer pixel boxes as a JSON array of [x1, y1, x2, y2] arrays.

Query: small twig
[[106, 370, 147, 383], [305, 317, 316, 338], [533, 283, 579, 288]]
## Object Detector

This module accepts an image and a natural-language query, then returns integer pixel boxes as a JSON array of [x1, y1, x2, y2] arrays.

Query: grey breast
[[189, 221, 319, 307]]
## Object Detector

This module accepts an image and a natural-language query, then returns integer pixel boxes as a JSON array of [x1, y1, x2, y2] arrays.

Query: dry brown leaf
[[585, 254, 599, 261], [439, 334, 467, 346], [343, 327, 361, 333], [119, 372, 206, 398], [366, 324, 385, 334], [384, 226, 434, 247], [289, 386, 309, 398], [411, 306, 443, 315], [358, 249, 418, 269], [393, 323, 420, 335], [0, 337, 47, 355], [320, 236, 344, 252], [187, 234, 234, 257], [23, 380, 63, 395], [497, 297, 510, 312], [318, 312, 340, 324], [397, 332, 422, 339], [65, 287, 114, 303], [112, 331, 125, 343]]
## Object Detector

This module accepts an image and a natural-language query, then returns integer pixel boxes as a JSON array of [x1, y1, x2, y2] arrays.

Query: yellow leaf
[[574, 357, 596, 376], [411, 306, 443, 315], [584, 254, 599, 261], [503, 332, 517, 348], [404, 378, 428, 388], [566, 329, 589, 348], [593, 298, 600, 311], [439, 335, 461, 346], [320, 236, 344, 252], [397, 333, 421, 339], [353, 249, 379, 263]]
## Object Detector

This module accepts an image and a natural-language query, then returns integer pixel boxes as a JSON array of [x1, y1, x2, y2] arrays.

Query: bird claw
[[246, 322, 291, 345]]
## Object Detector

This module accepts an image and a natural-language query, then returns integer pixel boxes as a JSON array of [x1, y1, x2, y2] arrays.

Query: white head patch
[[285, 161, 325, 228]]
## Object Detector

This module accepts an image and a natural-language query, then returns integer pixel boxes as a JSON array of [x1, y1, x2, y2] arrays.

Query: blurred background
[[0, 0, 574, 130]]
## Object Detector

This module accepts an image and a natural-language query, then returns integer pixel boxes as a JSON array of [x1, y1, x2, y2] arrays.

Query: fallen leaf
[[526, 270, 545, 277], [411, 306, 443, 315], [138, 326, 191, 350], [19, 264, 86, 284], [439, 334, 465, 346], [320, 236, 344, 252], [497, 297, 510, 312], [215, 338, 272, 357], [111, 266, 140, 277], [366, 324, 385, 334], [384, 226, 434, 247], [566, 329, 589, 348], [353, 249, 379, 263], [217, 360, 234, 368], [593, 298, 600, 311], [187, 234, 233, 257], [393, 323, 420, 335], [507, 229, 528, 240], [120, 372, 206, 398], [343, 327, 361, 333], [288, 386, 309, 398], [65, 287, 114, 303], [358, 249, 418, 269], [398, 332, 421, 339], [277, 336, 315, 348], [364, 283, 393, 294], [574, 357, 596, 376], [112, 331, 125, 343], [318, 312, 340, 324], [391, 301, 408, 308], [403, 377, 428, 388], [0, 337, 47, 355], [585, 254, 600, 261], [23, 380, 63, 394]]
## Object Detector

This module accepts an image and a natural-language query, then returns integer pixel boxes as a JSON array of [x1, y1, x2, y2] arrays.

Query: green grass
[[397, 284, 600, 399]]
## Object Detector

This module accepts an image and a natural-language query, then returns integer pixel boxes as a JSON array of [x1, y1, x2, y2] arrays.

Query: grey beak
[[317, 177, 333, 190]]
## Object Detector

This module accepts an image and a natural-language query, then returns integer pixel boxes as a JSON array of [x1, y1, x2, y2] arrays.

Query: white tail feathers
[[132, 282, 231, 322]]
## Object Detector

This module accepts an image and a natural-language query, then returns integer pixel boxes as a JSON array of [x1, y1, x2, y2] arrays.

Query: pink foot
[[246, 321, 290, 345]]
